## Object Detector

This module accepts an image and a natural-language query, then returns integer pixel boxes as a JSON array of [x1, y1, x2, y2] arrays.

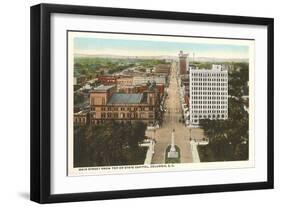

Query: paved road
[[147, 62, 204, 164]]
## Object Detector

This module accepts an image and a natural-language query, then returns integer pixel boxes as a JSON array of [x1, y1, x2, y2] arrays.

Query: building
[[189, 64, 228, 125], [117, 75, 166, 95], [133, 76, 166, 86], [74, 109, 90, 126], [119, 83, 165, 97], [74, 74, 87, 85], [98, 75, 134, 90], [118, 85, 137, 94], [184, 95, 189, 107], [179, 51, 190, 106], [89, 84, 160, 125], [135, 84, 165, 97], [179, 51, 189, 75], [97, 75, 117, 85], [116, 75, 133, 91], [154, 64, 171, 74], [181, 76, 190, 97]]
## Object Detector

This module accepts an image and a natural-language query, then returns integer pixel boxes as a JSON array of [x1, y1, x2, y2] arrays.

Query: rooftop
[[156, 64, 171, 68], [133, 76, 166, 85], [74, 108, 90, 115], [108, 93, 143, 104], [179, 51, 189, 57], [190, 64, 228, 73], [93, 84, 116, 92]]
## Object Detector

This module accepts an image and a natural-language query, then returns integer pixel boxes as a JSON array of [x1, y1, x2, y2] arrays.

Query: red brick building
[[97, 75, 117, 85], [89, 84, 160, 125]]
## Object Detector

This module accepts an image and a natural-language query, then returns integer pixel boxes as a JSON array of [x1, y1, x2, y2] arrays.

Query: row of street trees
[[74, 121, 147, 167]]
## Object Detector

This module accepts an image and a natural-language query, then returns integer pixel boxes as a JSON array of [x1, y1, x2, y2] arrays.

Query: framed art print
[[30, 3, 274, 203]]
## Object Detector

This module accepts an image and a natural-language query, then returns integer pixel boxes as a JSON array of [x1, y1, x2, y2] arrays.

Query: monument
[[168, 129, 179, 158]]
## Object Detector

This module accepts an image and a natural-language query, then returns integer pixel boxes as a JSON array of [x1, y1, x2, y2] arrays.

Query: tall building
[[189, 64, 228, 125], [179, 51, 189, 75], [89, 84, 160, 125]]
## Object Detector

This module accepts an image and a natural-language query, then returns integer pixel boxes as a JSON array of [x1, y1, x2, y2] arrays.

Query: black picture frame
[[30, 3, 274, 204]]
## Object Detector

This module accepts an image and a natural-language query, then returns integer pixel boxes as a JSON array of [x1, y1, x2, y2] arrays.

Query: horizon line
[[74, 53, 249, 60]]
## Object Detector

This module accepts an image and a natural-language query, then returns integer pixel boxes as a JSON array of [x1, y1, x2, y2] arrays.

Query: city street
[[147, 61, 204, 164]]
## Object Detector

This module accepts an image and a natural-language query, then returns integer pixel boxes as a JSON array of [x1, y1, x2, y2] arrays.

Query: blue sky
[[74, 36, 250, 59]]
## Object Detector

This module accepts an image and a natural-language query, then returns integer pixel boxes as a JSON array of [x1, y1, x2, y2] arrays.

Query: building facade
[[189, 65, 228, 125], [179, 51, 189, 75], [97, 75, 117, 85], [89, 84, 160, 125], [154, 64, 171, 74], [133, 76, 166, 86], [116, 76, 133, 91], [74, 109, 90, 126], [119, 83, 165, 97]]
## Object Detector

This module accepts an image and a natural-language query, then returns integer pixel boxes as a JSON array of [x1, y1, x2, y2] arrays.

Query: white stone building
[[189, 64, 228, 125]]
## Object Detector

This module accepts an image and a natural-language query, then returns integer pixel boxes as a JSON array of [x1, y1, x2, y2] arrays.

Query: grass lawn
[[165, 145, 181, 163]]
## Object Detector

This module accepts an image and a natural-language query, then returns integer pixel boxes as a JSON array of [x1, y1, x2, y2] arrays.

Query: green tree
[[199, 98, 249, 161], [74, 93, 85, 105], [130, 122, 147, 148], [74, 121, 147, 167]]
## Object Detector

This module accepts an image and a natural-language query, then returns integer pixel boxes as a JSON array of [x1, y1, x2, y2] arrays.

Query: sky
[[74, 35, 250, 59]]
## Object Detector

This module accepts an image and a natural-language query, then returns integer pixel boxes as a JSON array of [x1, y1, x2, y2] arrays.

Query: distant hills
[[74, 53, 249, 63]]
